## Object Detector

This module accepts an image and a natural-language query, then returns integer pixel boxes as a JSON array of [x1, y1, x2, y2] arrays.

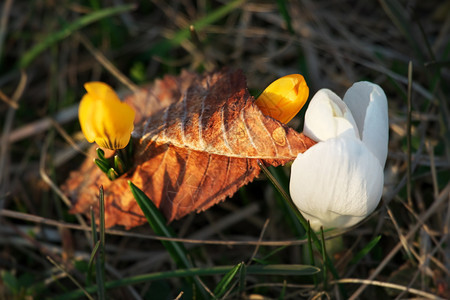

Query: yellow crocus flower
[[79, 82, 135, 150], [255, 74, 309, 124]]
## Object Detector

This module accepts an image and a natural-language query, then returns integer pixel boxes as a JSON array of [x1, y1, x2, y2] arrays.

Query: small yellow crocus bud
[[79, 82, 135, 150], [255, 74, 309, 124]]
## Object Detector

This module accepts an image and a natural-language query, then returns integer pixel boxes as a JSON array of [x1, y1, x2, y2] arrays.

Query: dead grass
[[0, 0, 449, 299]]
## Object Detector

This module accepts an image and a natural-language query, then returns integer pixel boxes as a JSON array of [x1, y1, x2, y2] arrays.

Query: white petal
[[344, 82, 389, 167], [304, 89, 359, 142], [289, 136, 384, 230]]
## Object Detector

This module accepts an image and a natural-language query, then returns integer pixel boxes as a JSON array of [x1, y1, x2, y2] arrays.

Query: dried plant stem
[[77, 33, 139, 93], [247, 219, 270, 265], [386, 207, 412, 257], [349, 183, 450, 299], [39, 134, 72, 208], [0, 208, 349, 247], [426, 141, 439, 198], [6, 104, 78, 144], [47, 256, 95, 300], [0, 89, 18, 108], [39, 132, 91, 243], [51, 118, 90, 158], [336, 278, 444, 300], [0, 70, 26, 210]]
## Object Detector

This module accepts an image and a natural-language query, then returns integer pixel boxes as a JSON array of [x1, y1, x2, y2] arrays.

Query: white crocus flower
[[290, 82, 388, 230]]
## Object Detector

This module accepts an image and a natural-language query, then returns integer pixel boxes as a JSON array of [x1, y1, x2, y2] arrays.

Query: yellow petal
[[78, 82, 135, 150], [79, 93, 98, 143], [255, 74, 309, 124]]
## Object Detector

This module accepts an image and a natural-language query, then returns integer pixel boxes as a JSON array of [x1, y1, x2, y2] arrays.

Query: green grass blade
[[350, 235, 382, 265], [378, 0, 424, 62], [320, 228, 328, 290], [268, 165, 305, 236], [99, 187, 106, 256], [96, 186, 106, 300], [128, 181, 208, 299], [1, 271, 19, 294], [258, 162, 308, 232], [276, 0, 294, 34], [407, 61, 413, 207], [88, 206, 98, 286], [307, 221, 317, 287], [213, 262, 243, 298], [149, 0, 244, 56], [128, 181, 191, 269], [86, 206, 100, 285], [247, 264, 319, 276], [54, 264, 320, 300], [18, 4, 135, 68], [87, 240, 100, 286], [251, 258, 266, 265], [238, 263, 247, 294], [278, 281, 287, 300], [258, 161, 346, 298], [253, 246, 288, 264]]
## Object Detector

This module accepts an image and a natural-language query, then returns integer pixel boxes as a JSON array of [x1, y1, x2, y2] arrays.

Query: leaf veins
[[63, 69, 315, 228]]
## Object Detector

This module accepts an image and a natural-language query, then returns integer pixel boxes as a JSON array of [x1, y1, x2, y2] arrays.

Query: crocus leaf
[[128, 181, 191, 269], [213, 262, 243, 298], [129, 181, 208, 299], [350, 235, 382, 265]]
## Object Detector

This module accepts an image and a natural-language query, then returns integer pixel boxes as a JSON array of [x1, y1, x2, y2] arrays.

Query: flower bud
[[79, 82, 135, 150], [290, 82, 388, 230], [255, 74, 309, 124]]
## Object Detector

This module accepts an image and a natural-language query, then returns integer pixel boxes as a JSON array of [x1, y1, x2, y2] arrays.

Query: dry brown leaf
[[63, 69, 316, 228]]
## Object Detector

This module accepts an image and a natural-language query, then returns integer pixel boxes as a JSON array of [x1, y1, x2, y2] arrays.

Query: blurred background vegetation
[[0, 0, 449, 299]]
